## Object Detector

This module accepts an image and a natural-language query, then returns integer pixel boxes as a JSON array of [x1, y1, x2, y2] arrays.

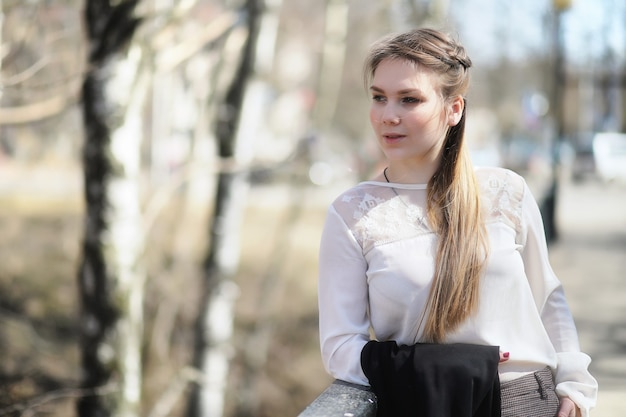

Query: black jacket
[[361, 341, 501, 417]]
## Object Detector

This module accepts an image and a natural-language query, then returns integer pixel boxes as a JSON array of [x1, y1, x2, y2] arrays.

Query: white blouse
[[318, 166, 597, 416]]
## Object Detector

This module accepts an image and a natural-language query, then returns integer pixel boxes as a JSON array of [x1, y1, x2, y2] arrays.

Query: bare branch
[[0, 56, 49, 86], [147, 367, 204, 417], [155, 12, 238, 73], [0, 384, 117, 416], [0, 93, 76, 125]]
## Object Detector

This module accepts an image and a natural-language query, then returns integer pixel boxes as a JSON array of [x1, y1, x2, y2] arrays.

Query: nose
[[380, 104, 401, 125]]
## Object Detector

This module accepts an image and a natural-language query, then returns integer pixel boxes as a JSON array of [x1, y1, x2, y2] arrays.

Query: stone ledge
[[298, 380, 377, 417]]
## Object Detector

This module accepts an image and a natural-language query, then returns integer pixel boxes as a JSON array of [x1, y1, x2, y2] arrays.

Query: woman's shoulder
[[329, 181, 388, 208], [475, 166, 526, 196], [327, 181, 430, 252], [474, 165, 524, 182], [475, 166, 527, 229], [327, 183, 391, 228]]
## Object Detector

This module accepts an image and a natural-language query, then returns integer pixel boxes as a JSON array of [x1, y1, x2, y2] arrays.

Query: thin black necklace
[[383, 167, 391, 183], [383, 167, 426, 227]]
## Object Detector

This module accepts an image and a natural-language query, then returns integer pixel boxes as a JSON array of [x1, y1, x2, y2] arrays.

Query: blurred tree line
[[0, 0, 624, 417]]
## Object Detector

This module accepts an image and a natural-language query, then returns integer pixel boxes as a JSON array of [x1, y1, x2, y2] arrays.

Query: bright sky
[[563, 0, 625, 63], [451, 0, 625, 66]]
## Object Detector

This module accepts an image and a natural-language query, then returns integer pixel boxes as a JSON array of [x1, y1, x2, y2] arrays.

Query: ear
[[447, 95, 464, 126]]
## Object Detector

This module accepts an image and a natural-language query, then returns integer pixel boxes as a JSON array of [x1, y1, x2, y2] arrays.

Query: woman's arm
[[318, 206, 371, 385], [519, 182, 598, 417]]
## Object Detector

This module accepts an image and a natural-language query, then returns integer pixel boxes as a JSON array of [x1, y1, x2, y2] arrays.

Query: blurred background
[[0, 0, 625, 416]]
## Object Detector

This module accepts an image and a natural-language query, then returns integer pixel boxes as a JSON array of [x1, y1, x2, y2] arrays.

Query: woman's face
[[369, 58, 462, 171]]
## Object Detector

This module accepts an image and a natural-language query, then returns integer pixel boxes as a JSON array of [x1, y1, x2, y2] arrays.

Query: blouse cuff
[[554, 352, 598, 417]]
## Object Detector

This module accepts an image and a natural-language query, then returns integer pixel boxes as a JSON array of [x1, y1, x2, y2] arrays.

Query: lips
[[382, 133, 406, 143]]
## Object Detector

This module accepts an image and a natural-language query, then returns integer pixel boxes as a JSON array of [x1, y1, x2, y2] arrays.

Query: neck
[[384, 163, 437, 184]]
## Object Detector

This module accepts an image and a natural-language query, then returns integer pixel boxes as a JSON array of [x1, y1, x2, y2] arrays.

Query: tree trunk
[[77, 1, 147, 416], [187, 1, 263, 416], [312, 0, 348, 130]]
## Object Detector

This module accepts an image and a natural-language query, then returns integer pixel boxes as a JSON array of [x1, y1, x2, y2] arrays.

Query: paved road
[[548, 179, 626, 416]]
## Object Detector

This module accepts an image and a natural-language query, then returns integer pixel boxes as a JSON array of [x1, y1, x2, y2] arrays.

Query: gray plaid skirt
[[501, 367, 560, 417]]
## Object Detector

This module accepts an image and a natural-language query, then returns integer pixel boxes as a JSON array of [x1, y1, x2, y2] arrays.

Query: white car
[[593, 132, 626, 182]]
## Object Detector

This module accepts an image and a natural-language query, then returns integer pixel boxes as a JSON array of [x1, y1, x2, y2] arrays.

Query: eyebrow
[[370, 86, 422, 95]]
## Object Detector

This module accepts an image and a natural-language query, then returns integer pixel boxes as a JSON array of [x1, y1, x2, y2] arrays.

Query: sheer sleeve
[[318, 205, 371, 385], [519, 182, 598, 416]]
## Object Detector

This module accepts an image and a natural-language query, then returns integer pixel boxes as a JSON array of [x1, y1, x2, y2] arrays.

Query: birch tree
[[77, 1, 148, 416], [187, 0, 264, 416], [312, 0, 348, 131]]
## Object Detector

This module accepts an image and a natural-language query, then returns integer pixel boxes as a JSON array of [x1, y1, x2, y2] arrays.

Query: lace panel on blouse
[[332, 168, 525, 254], [477, 168, 525, 235]]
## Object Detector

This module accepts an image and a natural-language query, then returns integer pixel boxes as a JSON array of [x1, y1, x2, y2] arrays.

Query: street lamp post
[[543, 0, 571, 243]]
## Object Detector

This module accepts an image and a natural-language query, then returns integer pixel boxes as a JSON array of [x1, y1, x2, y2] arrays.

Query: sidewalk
[[548, 179, 626, 416]]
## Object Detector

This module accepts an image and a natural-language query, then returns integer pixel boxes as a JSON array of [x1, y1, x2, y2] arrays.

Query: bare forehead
[[370, 58, 441, 93]]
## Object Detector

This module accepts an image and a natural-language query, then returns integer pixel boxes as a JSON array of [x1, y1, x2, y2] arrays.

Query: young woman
[[317, 28, 597, 416]]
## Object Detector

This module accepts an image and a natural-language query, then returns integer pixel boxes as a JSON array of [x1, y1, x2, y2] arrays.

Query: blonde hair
[[364, 28, 489, 343]]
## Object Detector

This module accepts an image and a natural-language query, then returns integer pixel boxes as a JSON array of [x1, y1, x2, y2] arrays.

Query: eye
[[401, 96, 420, 104], [372, 94, 386, 103]]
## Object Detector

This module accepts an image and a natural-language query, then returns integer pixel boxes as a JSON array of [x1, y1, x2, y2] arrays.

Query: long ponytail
[[424, 102, 488, 342]]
